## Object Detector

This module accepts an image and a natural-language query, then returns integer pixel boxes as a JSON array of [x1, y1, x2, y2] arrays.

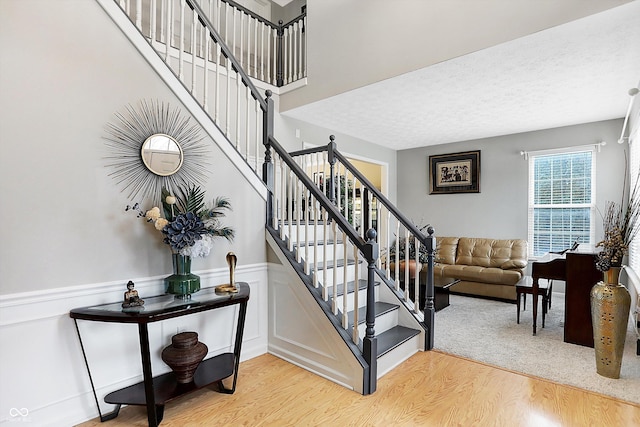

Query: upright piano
[[532, 251, 602, 347]]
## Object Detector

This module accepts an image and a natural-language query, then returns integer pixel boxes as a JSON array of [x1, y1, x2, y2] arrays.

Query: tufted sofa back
[[435, 237, 460, 265], [455, 238, 528, 269]]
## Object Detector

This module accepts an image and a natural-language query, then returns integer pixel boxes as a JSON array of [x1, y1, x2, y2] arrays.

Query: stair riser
[[298, 243, 346, 264], [357, 310, 398, 338], [376, 335, 421, 379], [334, 287, 378, 313], [314, 265, 357, 288], [282, 224, 331, 243]]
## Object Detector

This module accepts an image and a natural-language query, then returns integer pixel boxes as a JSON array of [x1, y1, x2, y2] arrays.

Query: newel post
[[363, 228, 378, 394], [423, 225, 436, 350], [327, 135, 336, 204], [263, 90, 275, 228], [276, 20, 284, 87]]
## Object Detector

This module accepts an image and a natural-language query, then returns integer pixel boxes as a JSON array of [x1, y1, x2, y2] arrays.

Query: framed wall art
[[429, 150, 480, 194]]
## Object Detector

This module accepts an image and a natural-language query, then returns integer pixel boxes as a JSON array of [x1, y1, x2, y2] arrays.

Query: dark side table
[[70, 283, 250, 427]]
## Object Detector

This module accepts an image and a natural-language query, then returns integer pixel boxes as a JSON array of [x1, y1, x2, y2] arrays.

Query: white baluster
[[385, 211, 391, 277], [288, 167, 293, 251], [313, 196, 319, 288], [135, 0, 142, 29], [225, 6, 231, 137], [280, 159, 286, 240], [322, 207, 328, 301], [288, 25, 293, 84], [298, 18, 303, 80], [232, 8, 237, 64], [282, 28, 289, 85], [165, 0, 171, 60], [191, 8, 197, 96], [292, 21, 298, 82], [255, 100, 260, 172], [395, 220, 400, 290], [353, 245, 359, 344], [150, 0, 157, 42], [414, 238, 421, 313], [342, 230, 348, 329], [238, 11, 243, 69], [203, 27, 210, 112], [246, 85, 251, 165], [272, 27, 277, 85], [296, 178, 302, 264], [236, 72, 241, 148], [253, 17, 258, 78], [303, 16, 307, 77], [404, 228, 410, 302], [178, 0, 185, 80], [304, 186, 310, 274], [332, 220, 338, 314], [260, 24, 265, 81]]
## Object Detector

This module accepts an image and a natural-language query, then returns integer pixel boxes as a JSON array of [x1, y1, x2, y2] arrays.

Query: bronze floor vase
[[590, 267, 630, 379]]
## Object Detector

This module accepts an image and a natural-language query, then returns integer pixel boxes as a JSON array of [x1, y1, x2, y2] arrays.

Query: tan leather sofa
[[420, 237, 528, 301]]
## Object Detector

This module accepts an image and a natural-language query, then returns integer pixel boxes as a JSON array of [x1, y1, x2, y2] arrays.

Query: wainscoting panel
[[266, 261, 365, 393], [0, 264, 268, 426]]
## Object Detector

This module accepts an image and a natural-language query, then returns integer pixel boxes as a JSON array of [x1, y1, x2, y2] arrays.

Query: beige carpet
[[433, 293, 640, 405]]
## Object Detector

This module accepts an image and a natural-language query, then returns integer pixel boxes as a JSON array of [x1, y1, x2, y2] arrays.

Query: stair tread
[[347, 302, 399, 327], [375, 326, 421, 358]]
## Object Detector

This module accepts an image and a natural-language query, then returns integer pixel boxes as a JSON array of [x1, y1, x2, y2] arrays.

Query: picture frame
[[429, 150, 480, 194], [313, 171, 325, 191]]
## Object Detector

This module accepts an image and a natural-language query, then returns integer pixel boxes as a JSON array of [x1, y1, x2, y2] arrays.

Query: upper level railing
[[117, 0, 306, 87]]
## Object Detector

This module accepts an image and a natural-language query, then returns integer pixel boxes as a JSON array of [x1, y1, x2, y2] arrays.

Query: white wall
[[396, 119, 627, 242], [0, 1, 269, 424]]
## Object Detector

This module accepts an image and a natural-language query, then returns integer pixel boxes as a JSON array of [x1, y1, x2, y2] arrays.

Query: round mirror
[[140, 133, 184, 176]]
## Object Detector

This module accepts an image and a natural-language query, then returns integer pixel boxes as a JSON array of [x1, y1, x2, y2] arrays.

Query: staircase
[[98, 0, 436, 395]]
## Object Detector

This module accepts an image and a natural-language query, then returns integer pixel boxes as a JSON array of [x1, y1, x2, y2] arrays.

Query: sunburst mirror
[[103, 100, 210, 204]]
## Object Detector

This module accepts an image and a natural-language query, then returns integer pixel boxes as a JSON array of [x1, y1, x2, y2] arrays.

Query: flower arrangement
[[595, 160, 640, 272], [388, 223, 431, 264], [128, 185, 234, 257]]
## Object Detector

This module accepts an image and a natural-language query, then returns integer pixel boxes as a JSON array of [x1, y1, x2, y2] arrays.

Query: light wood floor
[[77, 351, 640, 427]]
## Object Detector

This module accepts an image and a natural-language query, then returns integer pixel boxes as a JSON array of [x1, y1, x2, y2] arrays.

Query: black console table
[[70, 283, 250, 427]]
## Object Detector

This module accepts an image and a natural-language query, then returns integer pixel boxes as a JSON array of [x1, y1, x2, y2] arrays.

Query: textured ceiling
[[282, 2, 640, 150]]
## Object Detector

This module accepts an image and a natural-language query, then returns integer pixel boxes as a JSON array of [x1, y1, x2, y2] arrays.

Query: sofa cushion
[[435, 237, 459, 265], [440, 264, 523, 286], [456, 238, 527, 268]]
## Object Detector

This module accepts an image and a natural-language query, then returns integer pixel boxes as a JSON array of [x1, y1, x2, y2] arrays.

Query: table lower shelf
[[105, 352, 235, 406]]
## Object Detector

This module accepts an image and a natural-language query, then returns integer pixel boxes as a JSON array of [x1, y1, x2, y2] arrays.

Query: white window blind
[[528, 148, 596, 258]]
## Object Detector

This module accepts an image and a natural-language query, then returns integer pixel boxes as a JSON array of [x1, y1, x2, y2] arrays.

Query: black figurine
[[122, 281, 144, 308]]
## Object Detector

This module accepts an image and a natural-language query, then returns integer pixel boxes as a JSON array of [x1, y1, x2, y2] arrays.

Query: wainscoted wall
[[266, 248, 365, 394], [0, 264, 268, 426]]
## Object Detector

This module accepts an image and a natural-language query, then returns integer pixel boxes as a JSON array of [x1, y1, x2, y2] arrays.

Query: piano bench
[[516, 276, 552, 334]]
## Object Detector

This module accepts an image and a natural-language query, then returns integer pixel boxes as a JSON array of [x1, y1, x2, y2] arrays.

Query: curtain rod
[[619, 86, 639, 144], [520, 142, 606, 160]]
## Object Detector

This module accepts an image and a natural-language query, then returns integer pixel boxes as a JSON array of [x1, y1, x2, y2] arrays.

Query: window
[[528, 148, 596, 258]]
